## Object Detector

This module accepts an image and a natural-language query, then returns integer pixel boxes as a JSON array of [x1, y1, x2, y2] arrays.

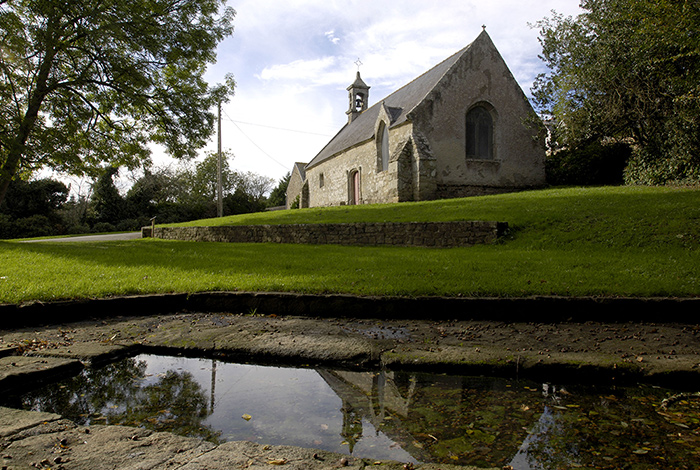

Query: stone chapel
[[286, 30, 545, 209]]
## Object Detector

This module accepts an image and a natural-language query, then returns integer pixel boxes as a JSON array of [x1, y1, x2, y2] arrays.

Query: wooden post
[[217, 101, 223, 218]]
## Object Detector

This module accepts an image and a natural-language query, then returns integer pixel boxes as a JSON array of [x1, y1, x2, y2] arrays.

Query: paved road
[[20, 232, 142, 243]]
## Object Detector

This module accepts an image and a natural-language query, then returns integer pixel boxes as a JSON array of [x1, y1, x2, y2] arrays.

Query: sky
[[160, 0, 584, 186]]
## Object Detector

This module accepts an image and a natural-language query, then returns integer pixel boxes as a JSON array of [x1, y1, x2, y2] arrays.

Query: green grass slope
[[1, 186, 698, 303]]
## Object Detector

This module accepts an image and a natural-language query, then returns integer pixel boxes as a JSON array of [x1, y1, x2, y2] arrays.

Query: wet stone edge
[[1, 291, 699, 329]]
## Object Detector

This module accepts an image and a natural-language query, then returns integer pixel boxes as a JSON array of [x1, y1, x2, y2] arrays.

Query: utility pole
[[217, 101, 223, 218]]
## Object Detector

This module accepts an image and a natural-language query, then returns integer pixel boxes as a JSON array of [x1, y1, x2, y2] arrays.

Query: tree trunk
[[0, 101, 44, 206], [0, 19, 58, 206], [0, 174, 11, 206]]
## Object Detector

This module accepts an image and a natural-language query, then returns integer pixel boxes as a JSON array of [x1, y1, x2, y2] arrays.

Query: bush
[[65, 223, 91, 235], [116, 218, 140, 232], [546, 142, 631, 186], [14, 215, 54, 238], [0, 214, 17, 239], [624, 145, 700, 185], [92, 222, 116, 233]]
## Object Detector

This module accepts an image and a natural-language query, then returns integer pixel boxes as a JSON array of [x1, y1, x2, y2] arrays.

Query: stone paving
[[1, 307, 699, 469], [2, 406, 489, 470]]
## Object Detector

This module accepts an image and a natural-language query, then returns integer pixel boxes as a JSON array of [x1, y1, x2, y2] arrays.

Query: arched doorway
[[349, 170, 360, 205]]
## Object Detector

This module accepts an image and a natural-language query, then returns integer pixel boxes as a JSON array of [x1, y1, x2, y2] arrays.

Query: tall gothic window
[[466, 106, 493, 160], [378, 122, 390, 172]]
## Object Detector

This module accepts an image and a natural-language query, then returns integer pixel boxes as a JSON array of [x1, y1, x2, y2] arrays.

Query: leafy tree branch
[[532, 0, 700, 184], [0, 0, 236, 203]]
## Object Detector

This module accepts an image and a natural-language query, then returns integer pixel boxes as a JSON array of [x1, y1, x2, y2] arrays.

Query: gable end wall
[[410, 34, 546, 194]]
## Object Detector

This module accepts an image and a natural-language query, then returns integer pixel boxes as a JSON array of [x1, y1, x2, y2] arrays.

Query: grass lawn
[[0, 186, 698, 304]]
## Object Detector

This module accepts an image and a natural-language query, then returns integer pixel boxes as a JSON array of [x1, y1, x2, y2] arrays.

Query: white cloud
[[325, 30, 341, 45], [193, 0, 585, 182], [256, 56, 338, 83]]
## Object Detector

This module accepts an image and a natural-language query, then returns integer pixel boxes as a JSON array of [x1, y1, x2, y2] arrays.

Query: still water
[[3, 354, 699, 469]]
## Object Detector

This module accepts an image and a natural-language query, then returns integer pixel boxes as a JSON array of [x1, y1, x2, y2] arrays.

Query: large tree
[[532, 0, 700, 184], [185, 151, 238, 203], [267, 171, 290, 207], [0, 0, 235, 204]]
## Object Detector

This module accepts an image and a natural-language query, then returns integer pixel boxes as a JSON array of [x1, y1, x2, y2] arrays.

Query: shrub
[[0, 214, 17, 239], [92, 222, 116, 233], [14, 215, 54, 238], [546, 142, 631, 186], [116, 219, 140, 232], [624, 145, 700, 185]]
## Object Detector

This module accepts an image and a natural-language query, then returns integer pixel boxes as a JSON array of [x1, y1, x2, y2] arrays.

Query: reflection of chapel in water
[[317, 369, 541, 466], [323, 369, 421, 454], [17, 355, 684, 469], [318, 369, 433, 462]]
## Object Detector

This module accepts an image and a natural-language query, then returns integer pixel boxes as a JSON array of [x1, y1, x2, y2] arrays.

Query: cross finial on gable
[[354, 58, 363, 71], [482, 24, 486, 30]]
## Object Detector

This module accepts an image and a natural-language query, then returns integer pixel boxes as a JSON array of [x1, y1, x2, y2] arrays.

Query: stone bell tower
[[346, 71, 370, 123]]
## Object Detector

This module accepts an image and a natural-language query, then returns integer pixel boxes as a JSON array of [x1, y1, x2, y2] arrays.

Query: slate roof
[[292, 162, 306, 181], [306, 35, 480, 169]]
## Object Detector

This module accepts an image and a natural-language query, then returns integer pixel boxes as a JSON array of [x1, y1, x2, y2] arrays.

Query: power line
[[222, 108, 289, 170], [222, 117, 336, 137]]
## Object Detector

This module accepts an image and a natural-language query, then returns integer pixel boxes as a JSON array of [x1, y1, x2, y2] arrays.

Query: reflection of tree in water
[[14, 358, 698, 469], [117, 369, 219, 443], [522, 385, 700, 470], [19, 358, 220, 443], [17, 358, 146, 425]]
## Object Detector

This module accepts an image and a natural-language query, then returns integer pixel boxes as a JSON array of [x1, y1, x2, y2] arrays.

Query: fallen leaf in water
[[268, 458, 287, 465], [242, 414, 252, 421]]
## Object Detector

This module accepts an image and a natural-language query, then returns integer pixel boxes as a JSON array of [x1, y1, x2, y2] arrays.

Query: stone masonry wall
[[305, 123, 414, 207], [143, 221, 507, 248]]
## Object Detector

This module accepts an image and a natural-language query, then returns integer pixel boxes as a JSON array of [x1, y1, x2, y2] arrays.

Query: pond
[[2, 354, 699, 469]]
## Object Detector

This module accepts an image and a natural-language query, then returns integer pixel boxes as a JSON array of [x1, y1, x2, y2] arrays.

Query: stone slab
[[169, 440, 494, 470], [0, 416, 495, 470], [0, 345, 17, 358], [0, 356, 83, 395], [1, 424, 215, 470], [0, 406, 61, 437], [24, 342, 136, 365]]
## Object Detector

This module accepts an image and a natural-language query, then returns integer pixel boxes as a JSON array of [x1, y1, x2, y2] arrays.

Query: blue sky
[[176, 0, 584, 185]]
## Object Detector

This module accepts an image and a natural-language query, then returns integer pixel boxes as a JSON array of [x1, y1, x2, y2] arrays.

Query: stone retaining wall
[[142, 221, 508, 248]]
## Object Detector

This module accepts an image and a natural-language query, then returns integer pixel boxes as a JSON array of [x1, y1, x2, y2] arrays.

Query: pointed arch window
[[466, 106, 493, 160], [378, 122, 390, 172]]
